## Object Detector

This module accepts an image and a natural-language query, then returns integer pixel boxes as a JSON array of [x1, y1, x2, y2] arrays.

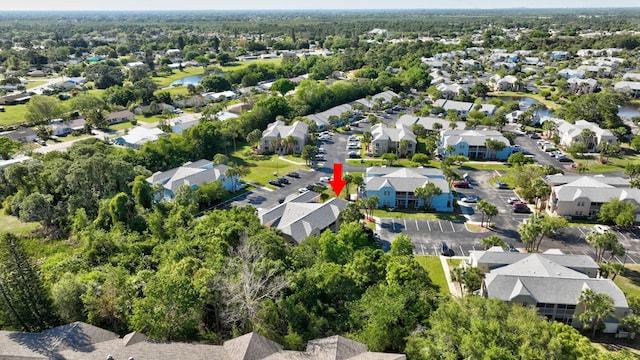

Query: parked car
[[286, 171, 300, 178], [348, 135, 359, 142], [440, 242, 454, 256], [278, 197, 286, 204], [507, 197, 521, 204], [347, 143, 361, 150], [530, 133, 540, 139], [513, 204, 531, 213], [318, 135, 331, 141], [508, 243, 519, 252], [317, 148, 327, 154], [313, 182, 327, 190], [496, 181, 509, 189], [314, 154, 325, 161], [299, 187, 309, 193], [461, 195, 480, 203], [269, 179, 283, 187], [594, 224, 611, 234], [319, 176, 330, 182], [557, 156, 573, 162], [348, 151, 361, 158], [277, 177, 290, 185], [452, 181, 470, 188]]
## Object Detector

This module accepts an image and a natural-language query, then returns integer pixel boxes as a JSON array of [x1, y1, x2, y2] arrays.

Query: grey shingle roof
[[442, 129, 510, 147], [146, 160, 230, 193], [544, 174, 629, 187], [553, 177, 640, 203], [365, 167, 449, 193], [396, 115, 465, 131], [0, 324, 406, 360], [485, 275, 628, 307], [471, 250, 599, 272]]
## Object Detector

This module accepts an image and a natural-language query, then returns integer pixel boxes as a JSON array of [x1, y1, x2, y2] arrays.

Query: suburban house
[[0, 92, 31, 105], [439, 129, 512, 160], [258, 192, 349, 244], [364, 167, 453, 212], [545, 176, 640, 221], [433, 99, 496, 117], [105, 110, 135, 125], [577, 65, 611, 77], [353, 90, 398, 110], [369, 123, 417, 157], [622, 73, 640, 81], [614, 81, 640, 97], [0, 321, 405, 360], [114, 127, 166, 150], [259, 120, 308, 154], [550, 51, 572, 60], [305, 104, 353, 130], [489, 75, 520, 91], [170, 113, 201, 135], [567, 78, 598, 95], [0, 127, 38, 142], [146, 159, 236, 200], [471, 248, 628, 333], [541, 117, 617, 151], [558, 69, 585, 79], [203, 90, 237, 101], [47, 118, 87, 136], [396, 115, 465, 132]]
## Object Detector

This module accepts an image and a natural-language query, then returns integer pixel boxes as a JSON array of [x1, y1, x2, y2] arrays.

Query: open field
[[0, 213, 40, 235], [0, 104, 28, 127], [230, 145, 301, 187]]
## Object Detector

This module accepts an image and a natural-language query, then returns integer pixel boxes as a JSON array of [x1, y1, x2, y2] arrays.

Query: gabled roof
[[553, 176, 640, 203], [223, 332, 282, 360], [365, 167, 450, 194], [305, 335, 367, 360], [370, 123, 416, 143], [544, 174, 629, 187], [441, 129, 510, 147], [146, 160, 230, 193], [262, 120, 308, 140], [396, 115, 465, 131], [490, 254, 589, 279], [259, 196, 349, 244], [471, 249, 599, 272]]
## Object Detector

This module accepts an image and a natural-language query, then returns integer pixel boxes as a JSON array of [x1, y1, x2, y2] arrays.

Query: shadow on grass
[[622, 267, 640, 288]]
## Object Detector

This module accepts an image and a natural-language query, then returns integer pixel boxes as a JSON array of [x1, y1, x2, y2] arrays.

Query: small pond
[[168, 74, 206, 87]]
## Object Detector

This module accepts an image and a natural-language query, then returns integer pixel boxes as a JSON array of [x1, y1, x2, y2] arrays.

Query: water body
[[489, 96, 554, 118], [619, 104, 640, 120], [168, 74, 206, 87]]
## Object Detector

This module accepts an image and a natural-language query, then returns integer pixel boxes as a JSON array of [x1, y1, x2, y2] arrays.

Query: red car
[[452, 181, 470, 188]]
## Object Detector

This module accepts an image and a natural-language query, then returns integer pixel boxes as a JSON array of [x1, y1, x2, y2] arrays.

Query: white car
[[299, 187, 310, 193], [348, 136, 359, 142], [319, 176, 331, 182], [594, 224, 611, 234]]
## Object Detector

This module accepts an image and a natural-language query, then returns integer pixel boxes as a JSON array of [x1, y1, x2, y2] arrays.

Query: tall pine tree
[[0, 233, 59, 332]]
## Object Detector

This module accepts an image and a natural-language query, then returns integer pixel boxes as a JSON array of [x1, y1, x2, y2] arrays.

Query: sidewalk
[[440, 255, 463, 298]]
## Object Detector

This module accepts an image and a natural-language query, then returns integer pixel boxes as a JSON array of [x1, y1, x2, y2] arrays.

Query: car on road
[[594, 224, 611, 234], [461, 195, 480, 203], [286, 171, 300, 178], [513, 204, 531, 213], [452, 180, 470, 188], [507, 197, 521, 204], [268, 179, 283, 187], [496, 181, 509, 189], [348, 151, 361, 158], [440, 242, 454, 256]]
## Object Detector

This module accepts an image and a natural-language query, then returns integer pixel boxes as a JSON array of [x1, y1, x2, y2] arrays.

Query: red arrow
[[328, 163, 347, 196]]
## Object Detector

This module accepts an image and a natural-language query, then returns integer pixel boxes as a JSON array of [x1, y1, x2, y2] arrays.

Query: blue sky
[[5, 0, 640, 11]]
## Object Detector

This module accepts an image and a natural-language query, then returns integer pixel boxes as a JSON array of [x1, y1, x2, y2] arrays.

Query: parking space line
[[415, 220, 419, 232], [614, 255, 624, 264], [420, 243, 425, 255], [438, 221, 443, 232], [392, 218, 396, 230], [576, 227, 586, 236], [433, 244, 439, 255], [627, 255, 638, 265], [458, 245, 464, 256], [404, 219, 407, 231], [450, 221, 456, 232], [427, 221, 431, 231]]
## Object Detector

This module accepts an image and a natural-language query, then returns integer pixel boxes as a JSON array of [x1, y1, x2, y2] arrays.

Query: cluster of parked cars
[[536, 139, 572, 162], [508, 197, 531, 213]]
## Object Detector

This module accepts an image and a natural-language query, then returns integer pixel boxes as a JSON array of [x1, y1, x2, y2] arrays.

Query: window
[[575, 211, 583, 216], [577, 201, 584, 207], [383, 191, 390, 196]]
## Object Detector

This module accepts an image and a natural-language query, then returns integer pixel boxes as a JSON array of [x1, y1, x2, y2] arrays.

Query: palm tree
[[361, 131, 372, 152], [448, 121, 458, 130], [414, 183, 442, 210], [577, 288, 615, 338], [343, 173, 353, 200], [481, 235, 506, 250], [398, 140, 411, 158], [450, 267, 465, 297], [542, 120, 555, 139], [282, 135, 298, 154], [581, 128, 596, 151], [485, 139, 506, 160]]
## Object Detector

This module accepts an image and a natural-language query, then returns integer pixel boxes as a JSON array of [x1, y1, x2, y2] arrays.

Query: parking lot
[[557, 225, 640, 265]]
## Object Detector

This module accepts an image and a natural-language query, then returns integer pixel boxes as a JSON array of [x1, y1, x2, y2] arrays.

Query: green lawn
[[151, 67, 204, 88], [109, 122, 135, 131], [488, 91, 561, 110], [461, 163, 511, 171], [0, 213, 40, 235], [47, 133, 93, 144], [415, 255, 450, 295], [372, 209, 464, 221], [230, 146, 304, 188], [25, 80, 48, 89], [614, 264, 640, 298], [0, 104, 28, 127]]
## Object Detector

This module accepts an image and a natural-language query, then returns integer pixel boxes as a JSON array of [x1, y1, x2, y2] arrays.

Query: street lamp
[[274, 156, 279, 176]]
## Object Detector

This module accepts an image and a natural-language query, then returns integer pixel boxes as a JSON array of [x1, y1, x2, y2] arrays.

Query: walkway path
[[440, 255, 463, 298]]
